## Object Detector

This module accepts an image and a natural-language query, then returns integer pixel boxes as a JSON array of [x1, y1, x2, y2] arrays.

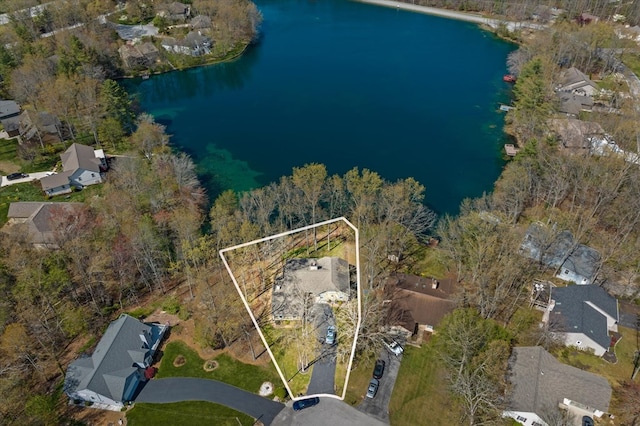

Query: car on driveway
[[372, 359, 385, 379], [366, 378, 379, 398], [326, 325, 336, 345], [293, 397, 320, 411], [6, 172, 28, 180], [582, 416, 594, 426], [383, 339, 404, 356]]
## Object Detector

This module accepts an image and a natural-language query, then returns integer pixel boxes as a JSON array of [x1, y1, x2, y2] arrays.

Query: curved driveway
[[136, 377, 285, 425]]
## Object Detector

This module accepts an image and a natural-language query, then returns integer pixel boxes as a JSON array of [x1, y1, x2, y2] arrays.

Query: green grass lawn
[[389, 344, 460, 426], [554, 325, 638, 387], [127, 401, 254, 426], [622, 53, 640, 78], [343, 355, 376, 405], [157, 340, 283, 394]]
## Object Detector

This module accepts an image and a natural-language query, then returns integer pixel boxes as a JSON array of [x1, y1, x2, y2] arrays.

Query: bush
[[273, 386, 289, 400], [161, 296, 181, 315], [127, 306, 155, 319]]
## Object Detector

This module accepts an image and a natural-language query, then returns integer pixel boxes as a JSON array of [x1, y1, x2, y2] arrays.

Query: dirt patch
[[66, 405, 128, 426], [173, 355, 186, 367], [0, 160, 19, 174], [203, 360, 218, 371]]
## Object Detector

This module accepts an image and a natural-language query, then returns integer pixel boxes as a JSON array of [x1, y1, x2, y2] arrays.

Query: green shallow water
[[125, 0, 516, 215]]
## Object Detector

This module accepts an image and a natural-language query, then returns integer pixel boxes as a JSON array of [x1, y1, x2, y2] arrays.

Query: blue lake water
[[125, 0, 515, 215]]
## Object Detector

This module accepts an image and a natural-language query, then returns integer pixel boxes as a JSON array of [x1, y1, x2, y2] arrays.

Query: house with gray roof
[[161, 31, 212, 56], [504, 346, 611, 426], [556, 67, 598, 97], [0, 100, 20, 120], [3, 201, 84, 248], [156, 1, 191, 21], [40, 143, 107, 196], [272, 257, 350, 321], [546, 285, 618, 356], [520, 223, 601, 285], [64, 314, 167, 411]]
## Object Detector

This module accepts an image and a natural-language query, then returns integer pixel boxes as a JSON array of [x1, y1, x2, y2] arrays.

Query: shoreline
[[351, 0, 543, 32]]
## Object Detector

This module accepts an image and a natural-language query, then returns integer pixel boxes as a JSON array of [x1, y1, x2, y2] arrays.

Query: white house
[[272, 257, 350, 321], [546, 285, 618, 356], [64, 314, 167, 411], [505, 346, 611, 426], [40, 143, 107, 196]]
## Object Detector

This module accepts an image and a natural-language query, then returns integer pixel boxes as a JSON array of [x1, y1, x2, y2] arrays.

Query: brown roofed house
[[3, 201, 85, 248], [387, 273, 457, 339], [548, 118, 604, 151]]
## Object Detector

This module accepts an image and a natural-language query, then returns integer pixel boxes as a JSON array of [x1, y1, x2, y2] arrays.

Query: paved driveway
[[136, 377, 285, 425], [1, 171, 54, 187], [356, 349, 402, 424], [307, 303, 337, 395]]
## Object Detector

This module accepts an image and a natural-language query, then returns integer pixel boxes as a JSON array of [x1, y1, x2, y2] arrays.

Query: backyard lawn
[[127, 401, 254, 426], [389, 344, 460, 426]]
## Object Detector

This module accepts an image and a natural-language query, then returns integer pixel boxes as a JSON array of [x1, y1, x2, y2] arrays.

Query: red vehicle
[[503, 74, 517, 83]]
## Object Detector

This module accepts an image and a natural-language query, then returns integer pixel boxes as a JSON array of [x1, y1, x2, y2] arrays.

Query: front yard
[[127, 401, 254, 426]]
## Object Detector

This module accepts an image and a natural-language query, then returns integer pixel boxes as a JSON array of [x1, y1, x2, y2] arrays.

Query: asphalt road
[[136, 377, 285, 425], [356, 349, 402, 424], [273, 397, 388, 426]]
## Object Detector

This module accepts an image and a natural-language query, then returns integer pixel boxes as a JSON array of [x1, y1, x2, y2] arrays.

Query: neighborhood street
[[273, 397, 388, 426], [356, 349, 402, 424], [136, 377, 285, 425]]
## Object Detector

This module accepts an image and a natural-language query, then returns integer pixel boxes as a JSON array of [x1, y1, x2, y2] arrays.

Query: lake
[[125, 0, 515, 215]]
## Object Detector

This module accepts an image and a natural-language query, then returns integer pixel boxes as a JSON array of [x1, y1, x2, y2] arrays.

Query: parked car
[[6, 172, 28, 181], [582, 416, 594, 426], [325, 325, 336, 345], [366, 378, 379, 398], [383, 339, 404, 356], [372, 359, 385, 379], [292, 397, 320, 411]]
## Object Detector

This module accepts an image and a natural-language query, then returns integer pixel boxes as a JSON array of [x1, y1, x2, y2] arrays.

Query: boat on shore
[[503, 74, 516, 83]]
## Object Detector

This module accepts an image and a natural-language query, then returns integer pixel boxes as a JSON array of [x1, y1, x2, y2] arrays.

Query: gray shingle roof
[[5, 202, 84, 245], [61, 143, 102, 173], [508, 346, 611, 415], [521, 223, 600, 284], [64, 314, 167, 403], [40, 171, 73, 191], [0, 100, 20, 119], [551, 285, 618, 350]]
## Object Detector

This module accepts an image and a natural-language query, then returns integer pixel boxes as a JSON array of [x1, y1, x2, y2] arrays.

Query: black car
[[582, 416, 594, 426], [373, 359, 385, 379], [292, 397, 320, 411], [6, 172, 27, 181]]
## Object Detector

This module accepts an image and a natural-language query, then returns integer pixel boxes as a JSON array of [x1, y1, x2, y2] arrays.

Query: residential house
[[0, 100, 20, 120], [156, 2, 191, 21], [556, 92, 594, 116], [547, 118, 604, 150], [531, 5, 564, 23], [4, 110, 63, 144], [190, 15, 211, 30], [40, 143, 107, 197], [556, 67, 598, 97], [272, 257, 350, 321], [118, 42, 160, 69], [161, 31, 211, 56], [2, 202, 84, 248], [546, 285, 618, 356], [386, 273, 456, 337], [504, 346, 611, 426], [64, 314, 168, 411], [520, 222, 601, 285]]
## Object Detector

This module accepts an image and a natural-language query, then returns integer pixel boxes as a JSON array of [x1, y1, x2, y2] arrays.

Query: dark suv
[[6, 172, 28, 181], [292, 397, 320, 411], [373, 359, 385, 379]]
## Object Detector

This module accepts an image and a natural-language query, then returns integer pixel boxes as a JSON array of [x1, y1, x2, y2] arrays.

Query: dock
[[504, 144, 520, 157], [499, 104, 514, 112]]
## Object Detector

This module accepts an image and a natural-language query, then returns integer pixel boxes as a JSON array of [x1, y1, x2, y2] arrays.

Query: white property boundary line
[[219, 217, 362, 402]]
